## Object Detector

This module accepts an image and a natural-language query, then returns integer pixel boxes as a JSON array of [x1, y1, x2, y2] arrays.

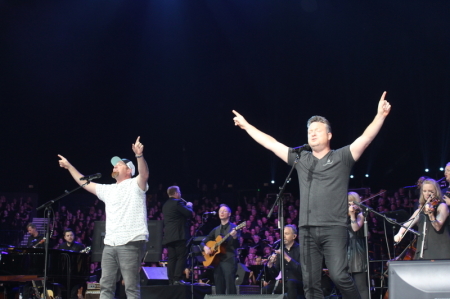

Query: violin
[[426, 196, 442, 210], [348, 189, 386, 216]]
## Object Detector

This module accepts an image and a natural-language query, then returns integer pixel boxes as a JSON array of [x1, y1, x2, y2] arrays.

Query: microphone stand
[[37, 180, 92, 299], [185, 213, 210, 299], [352, 201, 421, 299], [353, 202, 421, 239], [361, 210, 371, 299], [267, 154, 301, 295]]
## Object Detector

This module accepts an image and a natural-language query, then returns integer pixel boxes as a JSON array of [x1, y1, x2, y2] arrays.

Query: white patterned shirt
[[96, 178, 149, 246]]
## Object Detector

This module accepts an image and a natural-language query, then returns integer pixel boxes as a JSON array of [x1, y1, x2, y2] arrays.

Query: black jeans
[[299, 226, 360, 299], [214, 260, 237, 294], [166, 240, 187, 283], [352, 272, 369, 299]]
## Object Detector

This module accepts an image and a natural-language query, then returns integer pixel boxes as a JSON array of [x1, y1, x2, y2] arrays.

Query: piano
[[0, 248, 90, 299]]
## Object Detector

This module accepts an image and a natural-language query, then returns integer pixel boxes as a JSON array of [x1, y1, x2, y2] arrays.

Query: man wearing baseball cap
[[58, 136, 149, 299]]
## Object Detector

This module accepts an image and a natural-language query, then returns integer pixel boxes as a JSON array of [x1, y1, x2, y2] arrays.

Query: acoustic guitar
[[202, 222, 246, 267]]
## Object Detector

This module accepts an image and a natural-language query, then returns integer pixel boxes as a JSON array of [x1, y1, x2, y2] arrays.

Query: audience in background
[[0, 179, 442, 288]]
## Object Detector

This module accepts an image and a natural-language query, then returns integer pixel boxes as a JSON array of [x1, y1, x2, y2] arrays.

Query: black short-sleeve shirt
[[288, 145, 355, 227]]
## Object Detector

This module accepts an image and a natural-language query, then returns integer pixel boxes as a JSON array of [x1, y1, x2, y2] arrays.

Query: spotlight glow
[[271, 180, 275, 184], [425, 168, 429, 172], [365, 174, 369, 178], [350, 175, 354, 179], [440, 167, 444, 171]]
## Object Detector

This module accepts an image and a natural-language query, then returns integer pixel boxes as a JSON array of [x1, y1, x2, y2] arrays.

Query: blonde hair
[[348, 192, 361, 203], [419, 179, 442, 207]]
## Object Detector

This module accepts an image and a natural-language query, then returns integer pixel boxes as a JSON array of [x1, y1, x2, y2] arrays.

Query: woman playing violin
[[347, 192, 369, 299], [394, 179, 450, 259]]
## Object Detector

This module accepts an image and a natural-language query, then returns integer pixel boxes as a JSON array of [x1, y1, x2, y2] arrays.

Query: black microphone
[[204, 211, 217, 215], [290, 144, 311, 153], [80, 173, 102, 181]]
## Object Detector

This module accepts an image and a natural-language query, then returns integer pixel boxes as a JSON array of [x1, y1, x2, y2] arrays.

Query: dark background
[[1, 0, 449, 206]]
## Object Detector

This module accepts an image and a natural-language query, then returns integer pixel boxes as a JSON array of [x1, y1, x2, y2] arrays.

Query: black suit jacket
[[162, 197, 193, 245]]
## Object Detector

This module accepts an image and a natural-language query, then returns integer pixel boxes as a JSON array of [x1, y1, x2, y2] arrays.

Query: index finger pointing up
[[135, 136, 141, 144], [232, 110, 241, 117]]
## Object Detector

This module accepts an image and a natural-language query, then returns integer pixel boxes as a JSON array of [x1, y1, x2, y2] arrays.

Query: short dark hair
[[307, 115, 332, 133], [26, 223, 36, 229], [167, 186, 180, 197], [63, 229, 74, 236], [285, 224, 298, 235]]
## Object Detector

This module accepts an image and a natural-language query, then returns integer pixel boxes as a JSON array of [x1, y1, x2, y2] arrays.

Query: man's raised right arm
[[232, 110, 289, 163], [58, 154, 97, 195]]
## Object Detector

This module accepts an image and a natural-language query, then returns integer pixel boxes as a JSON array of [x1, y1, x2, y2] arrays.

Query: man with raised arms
[[232, 92, 391, 299]]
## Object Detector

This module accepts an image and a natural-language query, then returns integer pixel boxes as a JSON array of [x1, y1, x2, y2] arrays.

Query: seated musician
[[201, 204, 240, 294], [57, 229, 87, 299], [266, 224, 305, 299], [26, 223, 45, 248], [58, 229, 85, 252]]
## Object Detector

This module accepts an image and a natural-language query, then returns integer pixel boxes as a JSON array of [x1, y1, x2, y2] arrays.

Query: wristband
[[135, 155, 143, 158]]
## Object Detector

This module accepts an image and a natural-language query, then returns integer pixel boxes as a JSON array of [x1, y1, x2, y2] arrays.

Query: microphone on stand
[[290, 144, 311, 153], [80, 173, 102, 181]]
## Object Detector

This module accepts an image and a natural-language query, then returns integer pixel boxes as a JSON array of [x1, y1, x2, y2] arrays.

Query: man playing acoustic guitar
[[202, 204, 241, 294]]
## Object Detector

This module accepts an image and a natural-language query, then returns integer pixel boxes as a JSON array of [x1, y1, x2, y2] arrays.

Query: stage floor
[[140, 285, 261, 299], [141, 284, 211, 299]]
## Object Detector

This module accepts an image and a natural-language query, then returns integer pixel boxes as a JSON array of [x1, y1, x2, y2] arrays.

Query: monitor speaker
[[140, 267, 169, 285], [388, 260, 450, 298]]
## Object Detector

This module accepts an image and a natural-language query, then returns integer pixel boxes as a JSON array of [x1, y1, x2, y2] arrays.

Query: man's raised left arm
[[350, 91, 391, 161], [132, 136, 149, 191]]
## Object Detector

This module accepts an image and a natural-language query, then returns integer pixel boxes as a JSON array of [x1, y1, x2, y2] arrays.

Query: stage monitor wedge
[[388, 260, 450, 299]]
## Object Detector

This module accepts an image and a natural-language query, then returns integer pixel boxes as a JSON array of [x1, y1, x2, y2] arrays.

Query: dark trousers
[[299, 226, 360, 299], [352, 272, 369, 299], [263, 279, 305, 299], [214, 260, 237, 294], [167, 240, 187, 283]]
